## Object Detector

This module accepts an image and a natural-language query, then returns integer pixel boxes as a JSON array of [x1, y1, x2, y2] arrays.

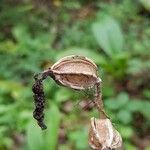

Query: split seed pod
[[50, 55, 101, 90], [89, 118, 123, 150], [32, 55, 101, 129]]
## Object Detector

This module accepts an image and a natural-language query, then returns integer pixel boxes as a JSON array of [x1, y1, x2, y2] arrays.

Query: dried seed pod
[[32, 55, 102, 129], [51, 55, 101, 90], [89, 118, 123, 150]]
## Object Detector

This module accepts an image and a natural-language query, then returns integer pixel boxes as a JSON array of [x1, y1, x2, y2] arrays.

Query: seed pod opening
[[51, 55, 100, 90], [89, 118, 123, 150]]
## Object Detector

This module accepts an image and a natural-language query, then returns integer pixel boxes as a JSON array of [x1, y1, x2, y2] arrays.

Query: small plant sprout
[[32, 55, 122, 149]]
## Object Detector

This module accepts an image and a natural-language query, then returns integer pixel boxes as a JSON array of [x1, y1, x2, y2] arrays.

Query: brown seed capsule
[[51, 55, 105, 116], [32, 55, 102, 129], [51, 55, 101, 90], [89, 118, 123, 150]]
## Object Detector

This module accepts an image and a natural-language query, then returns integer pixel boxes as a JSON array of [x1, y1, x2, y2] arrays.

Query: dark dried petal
[[32, 74, 47, 130]]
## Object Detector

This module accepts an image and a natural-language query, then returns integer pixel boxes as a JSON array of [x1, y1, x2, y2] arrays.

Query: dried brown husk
[[89, 118, 123, 150], [51, 55, 101, 90], [32, 55, 103, 129]]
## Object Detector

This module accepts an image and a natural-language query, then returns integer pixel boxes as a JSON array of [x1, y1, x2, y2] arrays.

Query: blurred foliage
[[0, 0, 150, 150]]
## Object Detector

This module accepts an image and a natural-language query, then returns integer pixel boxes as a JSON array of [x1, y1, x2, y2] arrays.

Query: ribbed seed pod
[[51, 55, 101, 90], [89, 118, 123, 150]]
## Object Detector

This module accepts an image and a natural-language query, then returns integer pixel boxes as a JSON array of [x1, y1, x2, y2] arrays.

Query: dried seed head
[[32, 55, 102, 129], [89, 118, 123, 150], [51, 55, 101, 90], [32, 72, 50, 130]]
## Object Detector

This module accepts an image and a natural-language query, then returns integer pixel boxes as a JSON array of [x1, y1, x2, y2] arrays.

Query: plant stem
[[94, 79, 108, 119]]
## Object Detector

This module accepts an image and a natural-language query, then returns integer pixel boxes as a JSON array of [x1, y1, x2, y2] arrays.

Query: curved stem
[[93, 78, 108, 119]]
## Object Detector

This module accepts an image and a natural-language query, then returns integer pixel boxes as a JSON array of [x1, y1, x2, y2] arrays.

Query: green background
[[0, 0, 150, 149]]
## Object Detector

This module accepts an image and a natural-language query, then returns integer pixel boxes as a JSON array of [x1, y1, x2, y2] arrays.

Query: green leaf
[[116, 92, 129, 108], [18, 111, 31, 130], [26, 121, 44, 150], [92, 15, 124, 57], [127, 100, 150, 120], [126, 100, 143, 112], [12, 24, 30, 43], [140, 101, 150, 120], [105, 98, 119, 110], [119, 126, 134, 139], [45, 104, 61, 150], [145, 146, 150, 150], [103, 85, 115, 97], [127, 59, 143, 74], [117, 110, 132, 124], [54, 88, 72, 103], [0, 80, 24, 93], [105, 93, 129, 110], [69, 128, 88, 150], [59, 145, 70, 150], [1, 137, 13, 150], [125, 142, 137, 150], [143, 89, 150, 99]]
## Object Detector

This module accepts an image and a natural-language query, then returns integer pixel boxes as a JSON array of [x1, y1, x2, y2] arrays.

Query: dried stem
[[93, 79, 108, 119]]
